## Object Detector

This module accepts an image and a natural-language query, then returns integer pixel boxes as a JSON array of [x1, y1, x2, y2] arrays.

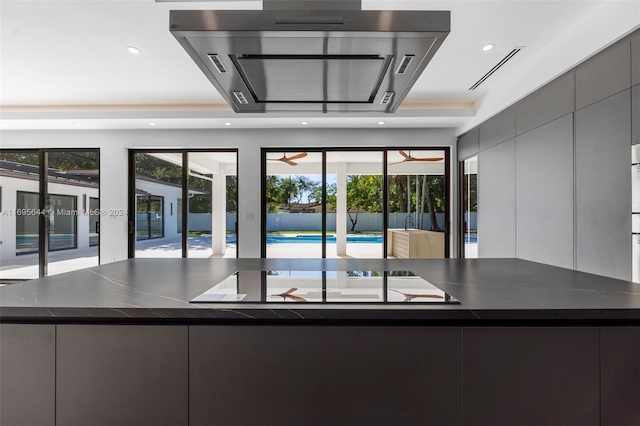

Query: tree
[[387, 175, 408, 213], [293, 176, 319, 204], [279, 177, 298, 210], [266, 175, 284, 212], [415, 175, 445, 231], [226, 176, 238, 212], [345, 175, 383, 231]]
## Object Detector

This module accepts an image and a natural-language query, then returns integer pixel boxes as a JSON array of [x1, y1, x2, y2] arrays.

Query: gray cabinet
[[189, 326, 462, 426], [478, 139, 516, 257], [463, 327, 600, 426], [601, 327, 640, 426], [479, 108, 515, 151], [575, 90, 632, 280], [0, 324, 55, 426], [632, 32, 640, 86], [56, 325, 188, 426], [516, 114, 574, 269], [516, 71, 575, 135], [576, 40, 631, 110], [633, 84, 640, 145]]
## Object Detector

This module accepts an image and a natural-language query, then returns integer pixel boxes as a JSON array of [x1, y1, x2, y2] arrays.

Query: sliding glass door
[[326, 151, 383, 258], [129, 150, 238, 259], [0, 149, 100, 280], [263, 148, 448, 259], [264, 151, 323, 258], [460, 156, 478, 258], [387, 150, 447, 258]]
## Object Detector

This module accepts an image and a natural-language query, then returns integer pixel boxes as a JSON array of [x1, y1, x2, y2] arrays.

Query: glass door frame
[[128, 148, 239, 259], [261, 147, 450, 258]]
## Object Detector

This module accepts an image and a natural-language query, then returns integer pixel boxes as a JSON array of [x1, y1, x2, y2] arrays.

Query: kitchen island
[[1, 258, 639, 426]]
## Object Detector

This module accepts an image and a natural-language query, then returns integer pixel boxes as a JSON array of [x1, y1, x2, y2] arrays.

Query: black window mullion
[[383, 149, 388, 259], [444, 147, 451, 258], [322, 151, 327, 259], [128, 151, 136, 258], [182, 152, 188, 258], [38, 150, 48, 277]]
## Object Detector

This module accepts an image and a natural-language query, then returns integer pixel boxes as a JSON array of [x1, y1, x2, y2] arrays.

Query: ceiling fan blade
[[286, 152, 308, 161], [413, 157, 444, 162], [288, 295, 308, 302], [282, 159, 298, 166], [398, 150, 410, 159]]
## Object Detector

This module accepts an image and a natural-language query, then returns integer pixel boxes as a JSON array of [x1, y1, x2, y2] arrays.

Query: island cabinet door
[[462, 327, 600, 426], [0, 324, 56, 426], [189, 325, 463, 426], [56, 325, 188, 426], [601, 327, 640, 426]]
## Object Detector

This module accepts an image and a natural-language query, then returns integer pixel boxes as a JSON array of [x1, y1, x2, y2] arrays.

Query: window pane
[[265, 151, 323, 258], [462, 156, 478, 259], [187, 152, 237, 258], [49, 194, 76, 251], [0, 152, 40, 280], [387, 150, 446, 258], [326, 151, 383, 259], [134, 153, 182, 258], [16, 191, 40, 255], [46, 150, 99, 276]]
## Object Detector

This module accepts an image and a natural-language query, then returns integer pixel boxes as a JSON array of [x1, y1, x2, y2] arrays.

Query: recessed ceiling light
[[224, 122, 232, 126], [482, 44, 495, 52], [148, 122, 156, 126], [74, 123, 82, 127], [301, 121, 308, 125], [378, 121, 385, 125], [127, 46, 141, 55]]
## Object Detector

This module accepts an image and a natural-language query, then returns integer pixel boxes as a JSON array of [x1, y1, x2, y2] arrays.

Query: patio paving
[[1, 234, 391, 279]]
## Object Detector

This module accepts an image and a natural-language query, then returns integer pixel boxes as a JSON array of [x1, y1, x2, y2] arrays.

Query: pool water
[[267, 234, 382, 244]]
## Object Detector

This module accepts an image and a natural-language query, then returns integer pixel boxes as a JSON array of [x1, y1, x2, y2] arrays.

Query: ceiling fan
[[267, 152, 308, 166], [391, 150, 444, 165], [272, 287, 308, 302]]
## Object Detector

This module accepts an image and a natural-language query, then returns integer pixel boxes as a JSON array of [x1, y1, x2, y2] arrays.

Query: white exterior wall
[[0, 128, 457, 260], [0, 175, 99, 261], [135, 179, 183, 241]]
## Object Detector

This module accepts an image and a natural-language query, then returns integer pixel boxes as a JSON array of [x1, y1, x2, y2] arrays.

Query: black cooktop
[[191, 270, 459, 304]]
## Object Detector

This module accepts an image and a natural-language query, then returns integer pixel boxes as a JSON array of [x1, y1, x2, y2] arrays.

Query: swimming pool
[[267, 234, 382, 244]]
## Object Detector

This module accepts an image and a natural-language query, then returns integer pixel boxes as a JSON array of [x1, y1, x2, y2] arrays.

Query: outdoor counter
[[1, 258, 639, 426]]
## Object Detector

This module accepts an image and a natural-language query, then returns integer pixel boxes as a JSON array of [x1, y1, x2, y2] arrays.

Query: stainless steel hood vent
[[170, 5, 449, 113]]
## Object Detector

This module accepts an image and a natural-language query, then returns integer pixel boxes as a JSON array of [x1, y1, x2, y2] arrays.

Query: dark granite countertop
[[1, 258, 640, 324]]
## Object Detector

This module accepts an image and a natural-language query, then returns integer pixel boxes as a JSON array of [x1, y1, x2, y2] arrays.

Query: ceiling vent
[[170, 1, 450, 113], [396, 55, 414, 74], [207, 55, 228, 74], [469, 48, 523, 90]]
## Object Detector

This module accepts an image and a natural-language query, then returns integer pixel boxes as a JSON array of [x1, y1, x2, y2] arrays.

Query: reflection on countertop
[[191, 270, 459, 304]]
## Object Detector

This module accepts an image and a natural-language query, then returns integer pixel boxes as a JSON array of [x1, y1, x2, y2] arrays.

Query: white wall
[[0, 127, 456, 261]]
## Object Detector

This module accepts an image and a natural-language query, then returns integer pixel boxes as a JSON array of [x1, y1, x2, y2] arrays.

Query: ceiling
[[1, 0, 637, 133]]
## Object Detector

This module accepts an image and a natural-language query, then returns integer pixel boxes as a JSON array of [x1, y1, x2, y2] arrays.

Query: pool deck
[[2, 233, 466, 279]]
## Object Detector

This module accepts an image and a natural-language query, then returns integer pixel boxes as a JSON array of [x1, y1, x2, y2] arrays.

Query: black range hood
[[170, 1, 449, 113]]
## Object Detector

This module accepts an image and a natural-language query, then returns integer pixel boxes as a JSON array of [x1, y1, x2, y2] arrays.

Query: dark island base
[[2, 258, 640, 425], [2, 323, 640, 426]]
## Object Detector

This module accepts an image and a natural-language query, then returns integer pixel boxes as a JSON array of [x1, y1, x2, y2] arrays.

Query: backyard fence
[[187, 212, 447, 233]]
